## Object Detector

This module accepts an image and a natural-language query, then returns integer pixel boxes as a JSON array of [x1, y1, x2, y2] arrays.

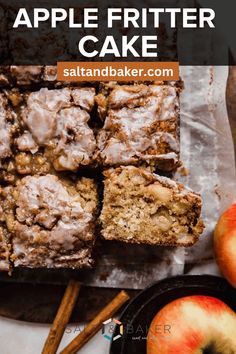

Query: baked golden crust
[[0, 174, 98, 269], [100, 166, 204, 246], [95, 83, 180, 171]]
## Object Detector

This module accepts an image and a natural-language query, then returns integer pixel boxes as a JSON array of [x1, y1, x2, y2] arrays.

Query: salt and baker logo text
[[65, 320, 172, 342]]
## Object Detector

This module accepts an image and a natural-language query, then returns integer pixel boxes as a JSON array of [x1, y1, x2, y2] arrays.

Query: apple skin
[[214, 204, 236, 288], [147, 295, 236, 354]]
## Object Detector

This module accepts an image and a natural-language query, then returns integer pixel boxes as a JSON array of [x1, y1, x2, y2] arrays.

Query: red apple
[[147, 295, 236, 354], [214, 204, 236, 288]]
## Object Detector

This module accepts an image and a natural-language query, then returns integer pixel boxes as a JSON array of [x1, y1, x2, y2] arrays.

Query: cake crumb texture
[[100, 166, 204, 246]]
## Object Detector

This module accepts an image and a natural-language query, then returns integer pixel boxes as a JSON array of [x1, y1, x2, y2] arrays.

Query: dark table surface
[[0, 67, 235, 324]]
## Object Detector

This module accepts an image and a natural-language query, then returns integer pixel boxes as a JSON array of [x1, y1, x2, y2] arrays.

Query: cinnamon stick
[[42, 279, 81, 354], [60, 290, 130, 354]]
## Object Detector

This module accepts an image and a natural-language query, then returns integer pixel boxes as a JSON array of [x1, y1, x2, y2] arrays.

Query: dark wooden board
[[0, 282, 136, 323], [0, 67, 235, 323]]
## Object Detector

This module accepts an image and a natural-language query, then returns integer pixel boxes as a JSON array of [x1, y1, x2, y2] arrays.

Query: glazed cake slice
[[0, 174, 98, 268], [0, 187, 12, 272], [0, 66, 64, 87], [0, 66, 44, 87], [0, 86, 96, 179], [0, 224, 11, 272], [0, 93, 18, 184], [100, 166, 204, 246], [96, 83, 180, 171], [0, 93, 13, 159]]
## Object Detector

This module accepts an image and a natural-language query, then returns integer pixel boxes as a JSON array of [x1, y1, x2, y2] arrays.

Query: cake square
[[0, 174, 98, 268], [0, 66, 61, 87], [96, 83, 180, 171], [0, 66, 43, 87], [100, 166, 204, 246], [0, 93, 13, 159], [0, 92, 18, 184], [9, 66, 44, 86], [0, 186, 12, 272], [0, 225, 11, 272], [0, 86, 96, 180]]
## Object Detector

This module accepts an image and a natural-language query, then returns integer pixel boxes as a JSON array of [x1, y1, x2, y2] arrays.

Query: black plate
[[110, 275, 236, 354]]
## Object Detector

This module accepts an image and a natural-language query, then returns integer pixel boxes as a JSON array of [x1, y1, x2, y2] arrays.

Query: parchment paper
[[180, 66, 236, 273], [83, 66, 236, 289]]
